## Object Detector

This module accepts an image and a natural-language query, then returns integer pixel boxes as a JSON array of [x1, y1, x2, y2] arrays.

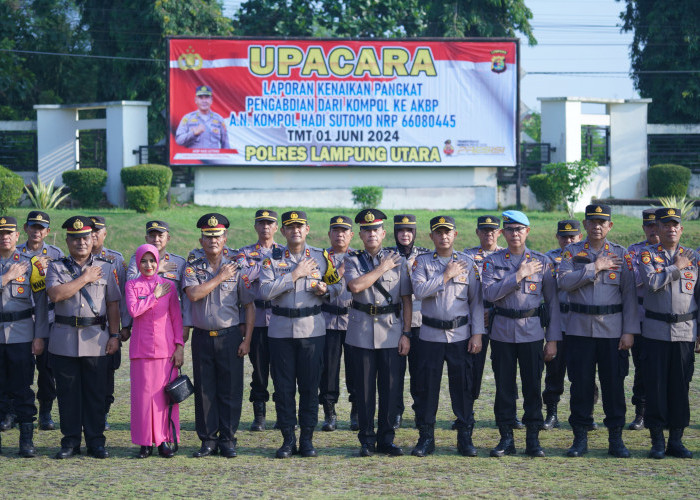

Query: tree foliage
[[619, 0, 700, 124]]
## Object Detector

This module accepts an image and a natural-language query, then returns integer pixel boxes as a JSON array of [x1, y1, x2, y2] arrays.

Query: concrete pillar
[[539, 98, 582, 164], [609, 102, 649, 198], [34, 106, 78, 185]]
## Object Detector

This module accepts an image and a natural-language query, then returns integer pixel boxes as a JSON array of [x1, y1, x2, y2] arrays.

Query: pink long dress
[[125, 244, 184, 446]]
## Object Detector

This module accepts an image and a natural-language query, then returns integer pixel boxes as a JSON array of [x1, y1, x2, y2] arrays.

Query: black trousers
[[566, 335, 628, 429], [319, 329, 355, 405], [0, 342, 37, 424], [53, 354, 108, 449], [642, 338, 694, 429], [104, 347, 121, 414], [347, 344, 403, 447], [248, 326, 271, 403], [418, 339, 475, 428], [36, 336, 56, 406], [543, 337, 566, 405], [491, 339, 544, 428], [269, 336, 324, 429], [192, 328, 244, 447], [471, 335, 490, 400], [630, 332, 646, 407], [395, 326, 420, 417]]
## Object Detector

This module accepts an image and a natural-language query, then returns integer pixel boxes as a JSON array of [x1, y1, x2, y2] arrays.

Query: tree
[[319, 0, 425, 38], [234, 0, 320, 36], [619, 0, 700, 124]]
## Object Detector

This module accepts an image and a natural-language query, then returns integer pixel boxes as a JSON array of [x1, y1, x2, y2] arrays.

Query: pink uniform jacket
[[126, 244, 184, 359]]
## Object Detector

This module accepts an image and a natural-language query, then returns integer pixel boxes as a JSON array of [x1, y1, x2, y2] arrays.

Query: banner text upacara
[[249, 46, 437, 78]]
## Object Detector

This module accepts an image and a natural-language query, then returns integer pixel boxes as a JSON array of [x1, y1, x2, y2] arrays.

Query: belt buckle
[[369, 305, 377, 315], [669, 313, 678, 323], [74, 317, 79, 328], [209, 330, 218, 337]]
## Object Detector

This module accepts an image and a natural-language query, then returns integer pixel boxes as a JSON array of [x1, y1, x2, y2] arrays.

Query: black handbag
[[164, 363, 193, 452]]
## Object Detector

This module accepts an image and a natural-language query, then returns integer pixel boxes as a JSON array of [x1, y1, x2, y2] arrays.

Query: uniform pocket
[[602, 271, 621, 286], [523, 275, 542, 295], [10, 284, 30, 298], [453, 281, 469, 299], [680, 279, 695, 294]]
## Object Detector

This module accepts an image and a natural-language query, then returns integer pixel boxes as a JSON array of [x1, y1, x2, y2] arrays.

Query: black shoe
[[218, 442, 237, 458], [359, 443, 375, 457], [514, 417, 525, 430], [648, 427, 665, 459], [525, 425, 545, 457], [104, 414, 111, 431], [457, 425, 478, 457], [542, 404, 559, 431], [192, 444, 217, 458], [158, 442, 175, 458], [377, 443, 404, 456], [607, 426, 630, 458], [451, 419, 458, 431], [276, 427, 297, 459], [321, 403, 337, 432], [299, 427, 317, 457], [392, 414, 403, 430], [250, 402, 266, 432], [350, 403, 359, 431], [567, 426, 588, 457], [490, 425, 516, 457], [0, 413, 16, 432], [136, 446, 153, 458], [55, 446, 81, 459], [666, 428, 692, 459], [18, 423, 37, 458], [588, 419, 598, 431], [628, 403, 645, 431], [38, 404, 56, 431], [87, 445, 109, 459], [411, 425, 435, 457]]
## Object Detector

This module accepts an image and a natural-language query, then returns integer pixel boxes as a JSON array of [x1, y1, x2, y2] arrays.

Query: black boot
[[158, 442, 175, 458], [250, 402, 266, 432], [542, 404, 559, 430], [457, 425, 477, 457], [0, 413, 16, 432], [666, 428, 692, 459], [607, 426, 630, 458], [104, 413, 110, 431], [321, 402, 337, 432], [411, 425, 435, 457], [18, 423, 36, 458], [392, 413, 402, 430], [566, 426, 588, 457], [136, 445, 153, 458], [299, 427, 317, 457], [627, 403, 644, 430], [525, 425, 545, 457], [490, 425, 516, 457], [349, 403, 359, 431], [39, 402, 56, 431], [648, 427, 665, 459], [276, 427, 297, 459]]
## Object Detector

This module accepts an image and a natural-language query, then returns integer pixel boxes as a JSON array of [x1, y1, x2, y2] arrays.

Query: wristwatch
[[109, 333, 120, 339], [401, 330, 413, 340]]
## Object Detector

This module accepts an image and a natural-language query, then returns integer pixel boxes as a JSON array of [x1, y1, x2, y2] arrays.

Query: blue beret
[[501, 210, 530, 227]]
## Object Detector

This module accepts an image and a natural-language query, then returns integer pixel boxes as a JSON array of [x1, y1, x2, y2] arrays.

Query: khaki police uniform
[[175, 110, 230, 149], [627, 238, 652, 412]]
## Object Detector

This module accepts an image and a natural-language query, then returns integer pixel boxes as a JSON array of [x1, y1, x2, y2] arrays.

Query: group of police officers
[[0, 204, 697, 460]]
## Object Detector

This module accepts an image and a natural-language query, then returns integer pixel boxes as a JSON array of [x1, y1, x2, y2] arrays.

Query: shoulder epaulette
[[415, 246, 430, 253], [94, 255, 113, 264], [348, 250, 362, 257], [168, 253, 186, 262]]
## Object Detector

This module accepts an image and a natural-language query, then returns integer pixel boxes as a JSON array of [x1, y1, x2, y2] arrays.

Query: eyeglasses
[[503, 226, 527, 234]]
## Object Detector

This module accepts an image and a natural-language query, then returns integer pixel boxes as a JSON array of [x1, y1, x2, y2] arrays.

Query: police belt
[[55, 314, 106, 327], [493, 306, 540, 319], [272, 305, 322, 318], [568, 303, 623, 315], [193, 326, 240, 337], [483, 300, 494, 309], [0, 308, 34, 322], [644, 310, 695, 324], [321, 303, 349, 315], [351, 301, 401, 316], [560, 303, 570, 314], [421, 315, 469, 330], [254, 299, 272, 309]]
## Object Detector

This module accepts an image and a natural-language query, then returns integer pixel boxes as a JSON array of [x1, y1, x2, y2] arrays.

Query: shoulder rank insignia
[[654, 256, 664, 263], [624, 254, 633, 271], [113, 268, 119, 287]]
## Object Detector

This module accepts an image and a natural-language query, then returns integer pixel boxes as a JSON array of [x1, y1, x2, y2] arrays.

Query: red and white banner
[[168, 38, 518, 167]]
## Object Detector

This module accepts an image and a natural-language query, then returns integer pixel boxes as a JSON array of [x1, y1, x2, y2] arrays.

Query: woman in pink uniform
[[125, 244, 184, 458]]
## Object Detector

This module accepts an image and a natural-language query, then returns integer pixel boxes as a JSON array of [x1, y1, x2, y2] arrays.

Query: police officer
[[386, 214, 428, 430], [259, 211, 341, 459], [175, 85, 230, 149], [639, 208, 698, 459], [16, 211, 63, 431], [481, 210, 560, 458], [236, 209, 282, 432], [625, 208, 659, 431], [319, 215, 356, 432], [0, 216, 49, 457], [345, 209, 412, 457], [183, 213, 255, 458], [558, 204, 638, 458], [410, 216, 485, 457], [90, 216, 128, 431], [46, 216, 121, 459]]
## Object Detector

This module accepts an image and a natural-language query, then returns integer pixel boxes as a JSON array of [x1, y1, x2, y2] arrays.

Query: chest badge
[[608, 272, 616, 280]]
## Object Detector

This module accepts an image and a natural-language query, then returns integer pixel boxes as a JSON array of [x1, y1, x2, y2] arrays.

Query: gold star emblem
[[402, 216, 409, 223], [290, 212, 298, 220], [151, 222, 158, 227], [262, 211, 269, 217], [36, 215, 43, 221], [439, 217, 446, 224], [485, 217, 492, 223], [668, 209, 676, 215], [595, 206, 603, 213], [0, 218, 5, 225], [649, 214, 655, 220], [336, 217, 344, 224], [208, 216, 218, 227], [73, 219, 84, 230], [364, 212, 375, 222], [565, 223, 572, 230]]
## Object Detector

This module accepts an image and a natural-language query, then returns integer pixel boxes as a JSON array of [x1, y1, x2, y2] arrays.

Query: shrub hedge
[[647, 164, 691, 198], [121, 164, 172, 202], [62, 168, 107, 207], [528, 173, 561, 211], [126, 185, 160, 213], [0, 166, 24, 212]]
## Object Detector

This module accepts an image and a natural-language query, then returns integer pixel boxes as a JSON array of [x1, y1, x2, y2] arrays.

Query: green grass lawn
[[1, 205, 699, 498]]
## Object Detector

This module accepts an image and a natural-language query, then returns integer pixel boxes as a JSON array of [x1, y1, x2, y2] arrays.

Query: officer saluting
[[481, 210, 560, 458], [46, 216, 121, 459], [410, 216, 484, 457], [557, 204, 638, 458], [183, 213, 255, 458], [344, 209, 412, 457], [639, 208, 698, 459], [0, 216, 49, 457]]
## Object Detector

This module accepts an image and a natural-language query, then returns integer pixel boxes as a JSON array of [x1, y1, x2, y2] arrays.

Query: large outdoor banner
[[168, 38, 518, 167]]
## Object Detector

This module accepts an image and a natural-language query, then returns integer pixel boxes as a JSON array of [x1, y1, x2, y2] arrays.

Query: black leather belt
[[0, 308, 34, 322], [55, 314, 106, 327], [254, 299, 272, 309], [569, 303, 623, 315], [422, 315, 469, 330], [560, 303, 570, 314], [483, 300, 494, 309], [321, 303, 349, 315], [645, 310, 695, 324], [494, 306, 540, 319], [272, 305, 322, 318], [351, 301, 401, 316], [194, 326, 240, 337]]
